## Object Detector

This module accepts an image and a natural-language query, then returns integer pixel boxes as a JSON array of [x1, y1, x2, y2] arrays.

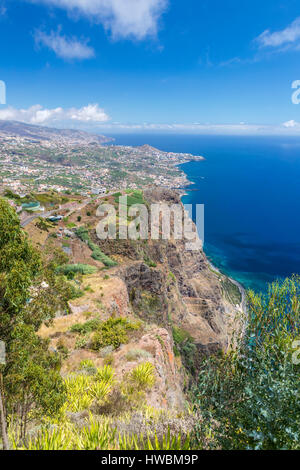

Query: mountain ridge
[[0, 120, 112, 145]]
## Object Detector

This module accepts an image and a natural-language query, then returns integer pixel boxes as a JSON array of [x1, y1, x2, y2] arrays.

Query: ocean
[[106, 134, 300, 293]]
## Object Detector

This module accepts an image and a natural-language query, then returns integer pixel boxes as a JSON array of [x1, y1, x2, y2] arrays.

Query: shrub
[[103, 354, 114, 366], [88, 241, 117, 267], [75, 335, 90, 350], [91, 317, 140, 351], [79, 359, 97, 375], [23, 427, 72, 450], [119, 428, 191, 451], [125, 349, 152, 362], [172, 326, 196, 374], [70, 318, 101, 335], [63, 375, 94, 412], [80, 359, 95, 369], [56, 338, 69, 360], [193, 275, 300, 450], [144, 256, 157, 268], [80, 421, 116, 450], [168, 271, 176, 282]]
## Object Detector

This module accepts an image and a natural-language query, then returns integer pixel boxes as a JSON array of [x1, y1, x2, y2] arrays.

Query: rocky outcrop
[[39, 188, 242, 413], [111, 188, 242, 360]]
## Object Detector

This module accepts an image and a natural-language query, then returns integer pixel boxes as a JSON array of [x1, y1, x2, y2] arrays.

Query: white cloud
[[83, 121, 300, 135], [282, 119, 300, 128], [256, 17, 300, 50], [0, 104, 110, 125], [35, 29, 95, 60], [30, 0, 168, 40], [2, 106, 300, 136]]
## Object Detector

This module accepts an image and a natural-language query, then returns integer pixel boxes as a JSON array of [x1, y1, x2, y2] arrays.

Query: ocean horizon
[[106, 134, 300, 293]]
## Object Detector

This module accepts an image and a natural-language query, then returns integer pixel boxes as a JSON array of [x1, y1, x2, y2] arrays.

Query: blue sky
[[1, 0, 300, 134]]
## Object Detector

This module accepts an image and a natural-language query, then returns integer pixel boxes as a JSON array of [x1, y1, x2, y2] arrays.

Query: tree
[[194, 276, 300, 450], [5, 324, 65, 441], [0, 369, 9, 450], [0, 198, 67, 447]]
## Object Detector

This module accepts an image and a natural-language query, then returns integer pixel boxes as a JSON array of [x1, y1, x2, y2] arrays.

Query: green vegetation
[[172, 326, 196, 375], [0, 198, 67, 449], [119, 429, 190, 451], [75, 227, 117, 267], [129, 362, 156, 390], [57, 263, 98, 276], [35, 217, 54, 232], [221, 276, 242, 305], [91, 317, 141, 350], [144, 255, 157, 268], [134, 292, 162, 322], [125, 348, 152, 362], [70, 318, 101, 335], [168, 271, 176, 283], [119, 190, 146, 212], [193, 276, 300, 450], [1, 195, 300, 451]]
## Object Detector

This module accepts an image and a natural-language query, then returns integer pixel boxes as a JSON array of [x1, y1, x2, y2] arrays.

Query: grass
[[57, 264, 98, 276]]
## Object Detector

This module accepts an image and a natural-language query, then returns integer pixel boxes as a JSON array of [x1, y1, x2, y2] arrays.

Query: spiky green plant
[[89, 381, 112, 402], [79, 419, 116, 450], [95, 365, 115, 384], [119, 428, 191, 450], [23, 427, 72, 450], [129, 362, 156, 390], [80, 359, 95, 369], [63, 375, 94, 412]]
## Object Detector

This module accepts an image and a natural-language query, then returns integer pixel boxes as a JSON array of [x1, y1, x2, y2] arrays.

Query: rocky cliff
[[37, 188, 243, 412]]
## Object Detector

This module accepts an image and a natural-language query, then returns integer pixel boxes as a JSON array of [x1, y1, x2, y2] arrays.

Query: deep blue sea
[[106, 134, 300, 293]]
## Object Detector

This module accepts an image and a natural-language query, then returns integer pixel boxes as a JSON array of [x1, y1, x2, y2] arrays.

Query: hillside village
[[0, 123, 204, 197]]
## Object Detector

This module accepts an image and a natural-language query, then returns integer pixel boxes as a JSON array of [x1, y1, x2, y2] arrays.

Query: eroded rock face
[[40, 188, 242, 413], [113, 189, 241, 359], [112, 327, 186, 410]]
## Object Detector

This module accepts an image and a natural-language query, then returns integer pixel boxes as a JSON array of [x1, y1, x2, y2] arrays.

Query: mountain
[[0, 120, 112, 145]]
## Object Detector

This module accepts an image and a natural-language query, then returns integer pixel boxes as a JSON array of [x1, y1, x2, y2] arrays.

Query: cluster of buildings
[[0, 132, 204, 197]]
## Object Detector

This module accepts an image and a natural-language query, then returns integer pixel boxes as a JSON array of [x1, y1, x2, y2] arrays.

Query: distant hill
[[0, 120, 112, 145]]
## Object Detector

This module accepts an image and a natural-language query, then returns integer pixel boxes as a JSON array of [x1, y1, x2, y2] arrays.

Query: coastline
[[178, 159, 247, 312]]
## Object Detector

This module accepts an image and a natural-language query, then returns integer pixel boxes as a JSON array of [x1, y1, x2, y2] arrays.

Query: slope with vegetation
[[0, 189, 299, 450]]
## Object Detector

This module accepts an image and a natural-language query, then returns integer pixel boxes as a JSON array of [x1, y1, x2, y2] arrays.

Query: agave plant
[[89, 380, 112, 402], [23, 427, 72, 451], [130, 362, 156, 390], [79, 419, 116, 450], [119, 428, 191, 450], [95, 365, 115, 384], [63, 374, 94, 412]]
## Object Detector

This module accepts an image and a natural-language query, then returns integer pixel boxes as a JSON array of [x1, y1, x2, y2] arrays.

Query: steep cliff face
[[108, 189, 242, 359], [37, 188, 242, 412]]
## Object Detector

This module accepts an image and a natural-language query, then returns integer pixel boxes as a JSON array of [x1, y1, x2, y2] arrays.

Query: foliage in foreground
[[0, 198, 68, 446], [193, 275, 300, 450], [9, 416, 190, 451]]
